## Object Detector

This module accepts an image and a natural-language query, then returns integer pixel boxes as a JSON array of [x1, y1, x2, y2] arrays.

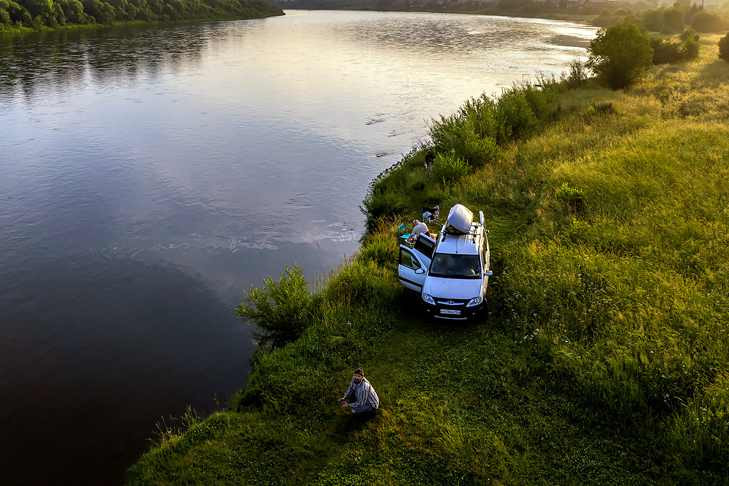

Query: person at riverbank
[[408, 219, 431, 243], [424, 150, 435, 172], [339, 368, 379, 415]]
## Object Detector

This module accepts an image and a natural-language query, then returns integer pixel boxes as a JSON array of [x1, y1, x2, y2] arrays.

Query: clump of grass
[[236, 266, 314, 349], [555, 182, 586, 216]]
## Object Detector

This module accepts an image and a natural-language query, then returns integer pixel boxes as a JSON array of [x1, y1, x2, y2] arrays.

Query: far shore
[[0, 11, 285, 38]]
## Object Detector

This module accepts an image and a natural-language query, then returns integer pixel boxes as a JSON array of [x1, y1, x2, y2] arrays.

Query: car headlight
[[466, 296, 483, 308], [422, 293, 436, 305]]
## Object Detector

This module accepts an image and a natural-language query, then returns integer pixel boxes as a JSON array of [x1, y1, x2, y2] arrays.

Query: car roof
[[435, 224, 482, 256]]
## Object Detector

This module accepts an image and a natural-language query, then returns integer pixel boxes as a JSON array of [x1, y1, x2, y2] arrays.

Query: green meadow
[[128, 34, 729, 484]]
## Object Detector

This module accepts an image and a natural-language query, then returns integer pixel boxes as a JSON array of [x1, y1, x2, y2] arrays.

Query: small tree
[[236, 266, 313, 348], [587, 22, 654, 90], [720, 33, 729, 63]]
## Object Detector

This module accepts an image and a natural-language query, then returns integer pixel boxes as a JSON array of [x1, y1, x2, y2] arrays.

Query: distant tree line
[[595, 2, 728, 33], [0, 0, 282, 29]]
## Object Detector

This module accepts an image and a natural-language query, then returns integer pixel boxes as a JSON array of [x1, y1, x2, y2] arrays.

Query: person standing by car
[[339, 368, 379, 416]]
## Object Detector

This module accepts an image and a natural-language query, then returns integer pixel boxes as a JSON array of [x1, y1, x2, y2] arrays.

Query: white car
[[398, 204, 492, 320]]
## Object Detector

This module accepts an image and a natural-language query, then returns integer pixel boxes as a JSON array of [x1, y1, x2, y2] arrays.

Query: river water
[[0, 11, 595, 484]]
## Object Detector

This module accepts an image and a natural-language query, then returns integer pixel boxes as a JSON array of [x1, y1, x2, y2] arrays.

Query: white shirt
[[412, 221, 429, 236]]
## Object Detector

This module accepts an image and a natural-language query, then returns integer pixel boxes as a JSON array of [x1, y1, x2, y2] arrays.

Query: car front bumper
[[422, 300, 485, 320]]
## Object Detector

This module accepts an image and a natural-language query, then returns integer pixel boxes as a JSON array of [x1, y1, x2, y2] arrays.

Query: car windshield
[[429, 253, 481, 279]]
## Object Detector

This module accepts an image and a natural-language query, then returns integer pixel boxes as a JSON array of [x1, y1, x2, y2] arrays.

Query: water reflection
[[0, 23, 210, 101]]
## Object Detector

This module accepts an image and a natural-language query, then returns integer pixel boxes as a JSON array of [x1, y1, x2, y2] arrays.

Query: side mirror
[[415, 268, 425, 275], [485, 270, 493, 277]]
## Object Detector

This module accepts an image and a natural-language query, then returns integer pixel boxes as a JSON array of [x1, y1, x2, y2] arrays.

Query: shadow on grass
[[699, 58, 729, 85], [328, 409, 381, 442]]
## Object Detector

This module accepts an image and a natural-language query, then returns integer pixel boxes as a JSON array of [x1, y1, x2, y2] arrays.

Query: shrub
[[432, 152, 469, 183], [588, 22, 654, 89], [681, 33, 700, 60], [565, 60, 589, 87], [651, 30, 700, 64], [651, 38, 683, 64], [236, 266, 313, 348], [691, 11, 726, 33], [523, 81, 560, 122], [555, 182, 586, 215], [720, 33, 729, 62], [662, 7, 685, 34], [450, 127, 498, 167], [495, 89, 538, 143], [457, 94, 498, 139], [430, 97, 500, 167]]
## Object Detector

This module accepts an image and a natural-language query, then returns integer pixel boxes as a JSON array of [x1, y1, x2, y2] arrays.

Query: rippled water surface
[[0, 11, 595, 484]]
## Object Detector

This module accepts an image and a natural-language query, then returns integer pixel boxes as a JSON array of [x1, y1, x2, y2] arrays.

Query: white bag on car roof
[[445, 204, 473, 234]]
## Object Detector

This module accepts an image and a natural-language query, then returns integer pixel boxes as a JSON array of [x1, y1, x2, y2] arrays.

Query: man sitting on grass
[[339, 368, 379, 416]]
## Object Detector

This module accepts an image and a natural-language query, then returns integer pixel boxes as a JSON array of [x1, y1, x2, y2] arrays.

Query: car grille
[[435, 298, 468, 307]]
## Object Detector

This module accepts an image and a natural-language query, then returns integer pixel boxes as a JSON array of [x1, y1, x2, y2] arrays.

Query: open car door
[[398, 234, 435, 292]]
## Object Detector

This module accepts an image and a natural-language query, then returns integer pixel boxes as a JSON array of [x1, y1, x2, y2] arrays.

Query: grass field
[[128, 35, 729, 485]]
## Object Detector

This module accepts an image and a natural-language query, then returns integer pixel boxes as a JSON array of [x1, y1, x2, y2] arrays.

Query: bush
[[651, 38, 683, 64], [432, 152, 469, 183], [720, 33, 729, 62], [662, 7, 686, 34], [588, 22, 654, 89], [565, 60, 589, 87], [691, 11, 726, 33], [651, 30, 700, 64], [430, 96, 500, 167], [555, 182, 586, 216], [495, 89, 538, 143], [236, 266, 313, 348], [681, 33, 700, 60]]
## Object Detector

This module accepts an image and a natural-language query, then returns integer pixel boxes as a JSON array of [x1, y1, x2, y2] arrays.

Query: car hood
[[423, 276, 482, 300]]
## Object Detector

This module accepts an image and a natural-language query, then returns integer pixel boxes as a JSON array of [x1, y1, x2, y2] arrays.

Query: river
[[0, 10, 595, 484]]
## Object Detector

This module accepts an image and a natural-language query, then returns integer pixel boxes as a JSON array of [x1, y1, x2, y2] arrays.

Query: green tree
[[58, 0, 87, 22], [22, 0, 53, 17], [82, 0, 115, 22], [588, 22, 654, 89]]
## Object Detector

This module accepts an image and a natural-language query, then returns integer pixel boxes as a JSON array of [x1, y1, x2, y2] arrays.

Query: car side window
[[399, 248, 421, 270]]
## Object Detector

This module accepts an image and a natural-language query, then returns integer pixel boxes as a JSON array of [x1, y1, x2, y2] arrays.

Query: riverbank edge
[[0, 10, 284, 37], [285, 6, 596, 25], [128, 36, 729, 484]]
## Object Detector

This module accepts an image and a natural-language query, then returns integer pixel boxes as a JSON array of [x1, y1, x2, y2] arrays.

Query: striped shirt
[[342, 377, 379, 413]]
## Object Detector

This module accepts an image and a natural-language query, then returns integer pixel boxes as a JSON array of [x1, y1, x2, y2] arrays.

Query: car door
[[398, 241, 432, 292], [481, 233, 493, 286]]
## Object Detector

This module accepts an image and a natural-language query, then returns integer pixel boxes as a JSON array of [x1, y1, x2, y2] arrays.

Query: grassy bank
[[129, 35, 729, 484]]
